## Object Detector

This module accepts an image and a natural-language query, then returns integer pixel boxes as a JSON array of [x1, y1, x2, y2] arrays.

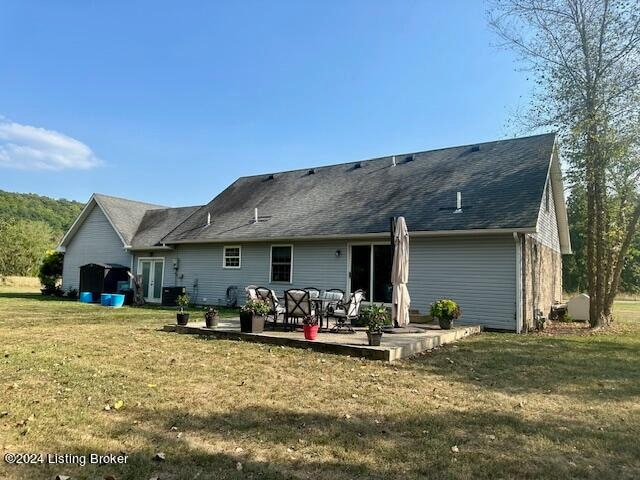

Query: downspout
[[514, 232, 523, 333]]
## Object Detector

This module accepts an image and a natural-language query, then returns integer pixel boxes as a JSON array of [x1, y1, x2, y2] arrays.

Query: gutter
[[162, 227, 537, 245]]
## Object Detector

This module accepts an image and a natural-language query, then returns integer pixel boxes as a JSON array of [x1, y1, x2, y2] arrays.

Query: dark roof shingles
[[163, 133, 556, 242]]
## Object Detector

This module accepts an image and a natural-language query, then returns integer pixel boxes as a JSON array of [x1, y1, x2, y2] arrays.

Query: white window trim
[[222, 245, 242, 269], [269, 244, 293, 284]]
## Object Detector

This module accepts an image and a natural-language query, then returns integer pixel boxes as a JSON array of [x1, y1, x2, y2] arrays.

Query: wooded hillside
[[0, 190, 84, 277], [0, 190, 83, 238]]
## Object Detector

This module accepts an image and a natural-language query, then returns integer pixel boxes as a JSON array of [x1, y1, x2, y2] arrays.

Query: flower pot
[[177, 313, 190, 326], [367, 331, 383, 346], [438, 317, 453, 330], [204, 313, 219, 328], [240, 312, 265, 333], [303, 324, 319, 340]]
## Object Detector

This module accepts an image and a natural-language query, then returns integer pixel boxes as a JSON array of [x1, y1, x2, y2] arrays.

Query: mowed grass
[[0, 291, 639, 480]]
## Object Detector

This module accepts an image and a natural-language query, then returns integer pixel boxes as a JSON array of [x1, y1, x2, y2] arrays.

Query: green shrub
[[361, 304, 391, 333], [241, 299, 271, 316], [38, 250, 64, 289], [176, 294, 191, 314], [430, 299, 461, 321]]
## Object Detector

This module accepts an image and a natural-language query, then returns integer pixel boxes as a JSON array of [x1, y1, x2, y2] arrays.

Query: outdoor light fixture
[[335, 249, 341, 257]]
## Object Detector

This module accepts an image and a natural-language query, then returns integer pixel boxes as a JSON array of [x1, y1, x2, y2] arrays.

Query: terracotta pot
[[303, 324, 319, 340], [240, 312, 265, 333]]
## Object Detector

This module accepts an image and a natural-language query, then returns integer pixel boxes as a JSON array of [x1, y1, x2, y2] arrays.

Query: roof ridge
[[93, 192, 167, 209], [236, 132, 557, 180]]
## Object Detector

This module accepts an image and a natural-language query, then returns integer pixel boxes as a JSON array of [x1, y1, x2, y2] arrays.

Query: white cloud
[[0, 119, 101, 171]]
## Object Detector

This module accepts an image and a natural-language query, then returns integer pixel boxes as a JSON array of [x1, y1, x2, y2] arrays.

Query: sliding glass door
[[350, 244, 393, 303]]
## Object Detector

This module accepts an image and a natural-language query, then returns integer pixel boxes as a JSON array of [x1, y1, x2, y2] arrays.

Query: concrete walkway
[[163, 318, 480, 361]]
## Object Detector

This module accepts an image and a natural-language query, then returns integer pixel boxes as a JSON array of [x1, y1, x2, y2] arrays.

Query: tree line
[[0, 190, 83, 278]]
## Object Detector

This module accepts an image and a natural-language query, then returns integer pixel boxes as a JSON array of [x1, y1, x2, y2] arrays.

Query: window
[[223, 246, 241, 269], [270, 245, 292, 282]]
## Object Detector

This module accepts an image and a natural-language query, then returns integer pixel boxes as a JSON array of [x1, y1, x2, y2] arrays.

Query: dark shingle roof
[[162, 133, 556, 243], [130, 206, 201, 248], [93, 193, 166, 244]]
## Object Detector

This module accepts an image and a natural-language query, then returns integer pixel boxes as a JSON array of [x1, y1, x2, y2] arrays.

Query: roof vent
[[353, 162, 361, 169], [404, 155, 414, 163], [206, 212, 211, 226], [470, 145, 480, 152], [267, 174, 275, 180], [454, 191, 463, 214], [392, 155, 396, 167], [254, 207, 259, 223], [308, 168, 315, 175]]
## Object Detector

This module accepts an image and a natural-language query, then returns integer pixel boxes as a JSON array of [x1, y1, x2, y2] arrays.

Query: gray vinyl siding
[[409, 235, 516, 330], [533, 179, 561, 252], [132, 240, 348, 305], [135, 235, 516, 330], [62, 205, 131, 290]]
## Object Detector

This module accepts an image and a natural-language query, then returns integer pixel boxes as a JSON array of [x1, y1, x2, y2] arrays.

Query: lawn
[[0, 290, 639, 480]]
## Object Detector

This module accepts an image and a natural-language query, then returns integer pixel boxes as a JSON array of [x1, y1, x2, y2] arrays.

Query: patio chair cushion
[[284, 289, 315, 317]]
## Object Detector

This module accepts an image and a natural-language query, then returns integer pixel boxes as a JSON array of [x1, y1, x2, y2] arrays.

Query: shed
[[79, 263, 130, 301]]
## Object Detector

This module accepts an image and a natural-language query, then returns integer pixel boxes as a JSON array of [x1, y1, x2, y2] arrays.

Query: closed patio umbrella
[[391, 216, 411, 327]]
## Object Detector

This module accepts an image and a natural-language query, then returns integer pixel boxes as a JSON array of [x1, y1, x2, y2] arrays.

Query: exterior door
[[138, 258, 164, 303], [349, 244, 393, 303]]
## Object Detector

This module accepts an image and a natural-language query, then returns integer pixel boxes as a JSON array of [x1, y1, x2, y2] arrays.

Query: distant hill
[[0, 190, 84, 237]]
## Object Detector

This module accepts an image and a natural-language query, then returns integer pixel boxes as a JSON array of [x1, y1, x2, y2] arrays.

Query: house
[[58, 133, 571, 332]]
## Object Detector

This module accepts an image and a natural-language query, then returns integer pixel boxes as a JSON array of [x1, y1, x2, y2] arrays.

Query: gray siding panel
[[62, 205, 131, 290], [133, 241, 348, 305], [533, 179, 561, 252], [408, 236, 516, 330], [136, 236, 516, 330]]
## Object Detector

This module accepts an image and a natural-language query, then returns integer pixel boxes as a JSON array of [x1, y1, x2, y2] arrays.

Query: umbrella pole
[[390, 216, 399, 328]]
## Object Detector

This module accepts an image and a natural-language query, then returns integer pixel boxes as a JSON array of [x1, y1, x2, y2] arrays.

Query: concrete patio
[[163, 318, 481, 361]]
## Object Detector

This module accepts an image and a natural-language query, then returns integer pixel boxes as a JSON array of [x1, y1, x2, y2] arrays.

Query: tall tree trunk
[[604, 200, 640, 317]]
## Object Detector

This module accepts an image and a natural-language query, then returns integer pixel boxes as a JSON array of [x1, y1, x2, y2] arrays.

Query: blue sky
[[0, 1, 531, 206]]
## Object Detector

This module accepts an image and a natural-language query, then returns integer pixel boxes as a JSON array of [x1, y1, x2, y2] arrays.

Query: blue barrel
[[79, 292, 93, 303], [100, 293, 112, 306], [110, 294, 125, 308]]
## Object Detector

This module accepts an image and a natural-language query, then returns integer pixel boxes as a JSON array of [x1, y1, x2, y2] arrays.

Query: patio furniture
[[255, 287, 285, 328], [327, 289, 365, 333], [284, 289, 316, 331], [245, 285, 258, 301], [311, 289, 344, 331], [303, 287, 321, 299]]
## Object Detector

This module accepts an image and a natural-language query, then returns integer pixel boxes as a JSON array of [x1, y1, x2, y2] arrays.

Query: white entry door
[[138, 258, 164, 303]]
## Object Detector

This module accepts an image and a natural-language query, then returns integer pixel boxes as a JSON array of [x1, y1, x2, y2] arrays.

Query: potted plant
[[204, 307, 219, 328], [302, 315, 319, 340], [176, 293, 191, 325], [430, 299, 461, 330], [363, 304, 390, 346], [239, 299, 270, 333]]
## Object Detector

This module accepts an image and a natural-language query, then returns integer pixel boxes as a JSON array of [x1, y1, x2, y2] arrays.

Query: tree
[[489, 0, 640, 327], [0, 219, 55, 277]]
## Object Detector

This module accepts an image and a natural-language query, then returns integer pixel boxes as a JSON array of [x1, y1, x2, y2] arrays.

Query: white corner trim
[[549, 144, 572, 254], [514, 232, 523, 333]]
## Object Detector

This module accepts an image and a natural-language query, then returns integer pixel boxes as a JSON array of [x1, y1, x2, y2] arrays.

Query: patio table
[[311, 295, 342, 331]]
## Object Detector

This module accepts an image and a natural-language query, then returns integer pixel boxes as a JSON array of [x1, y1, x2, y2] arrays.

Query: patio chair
[[255, 287, 285, 328], [303, 287, 320, 299], [245, 285, 259, 301], [327, 289, 365, 333], [284, 289, 316, 331]]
